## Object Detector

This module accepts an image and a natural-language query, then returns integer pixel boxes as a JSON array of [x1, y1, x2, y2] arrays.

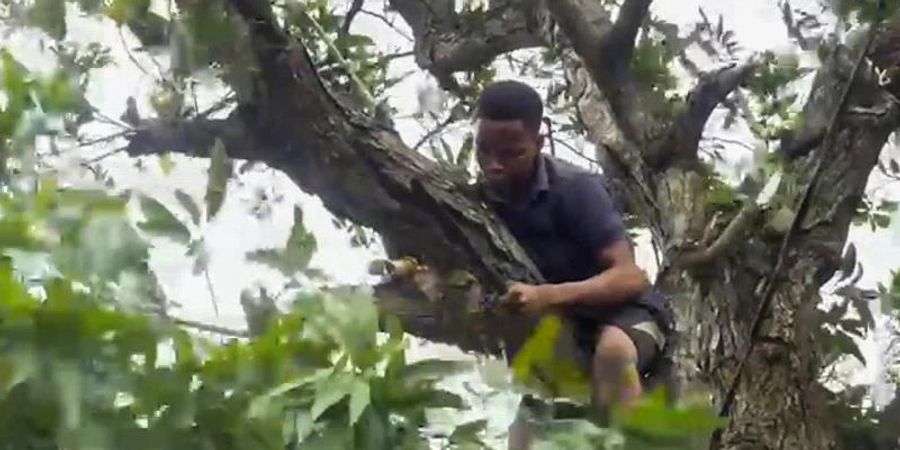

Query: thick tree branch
[[547, 0, 644, 142], [606, 0, 652, 63], [544, 0, 605, 58], [125, 115, 258, 160], [113, 0, 550, 355], [647, 60, 758, 168], [389, 0, 543, 92]]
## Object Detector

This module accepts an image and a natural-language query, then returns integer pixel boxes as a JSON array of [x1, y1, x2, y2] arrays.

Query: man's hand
[[503, 282, 557, 314]]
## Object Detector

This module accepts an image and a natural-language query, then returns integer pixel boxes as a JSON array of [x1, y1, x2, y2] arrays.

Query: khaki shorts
[[567, 303, 667, 376]]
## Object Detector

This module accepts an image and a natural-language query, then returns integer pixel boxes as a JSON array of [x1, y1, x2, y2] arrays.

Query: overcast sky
[[2, 0, 896, 422]]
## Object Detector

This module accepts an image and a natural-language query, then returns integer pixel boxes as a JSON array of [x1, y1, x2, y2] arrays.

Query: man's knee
[[594, 325, 639, 362]]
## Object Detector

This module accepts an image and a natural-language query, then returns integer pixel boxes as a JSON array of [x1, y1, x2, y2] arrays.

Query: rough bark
[[119, 1, 900, 449]]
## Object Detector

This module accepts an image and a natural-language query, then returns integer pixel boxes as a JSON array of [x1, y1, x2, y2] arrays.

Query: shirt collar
[[481, 154, 550, 204]]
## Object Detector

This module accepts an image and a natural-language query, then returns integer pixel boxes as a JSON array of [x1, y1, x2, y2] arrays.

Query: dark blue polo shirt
[[482, 154, 670, 327]]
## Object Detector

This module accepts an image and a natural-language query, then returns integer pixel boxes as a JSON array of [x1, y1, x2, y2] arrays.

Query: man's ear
[[534, 133, 545, 151]]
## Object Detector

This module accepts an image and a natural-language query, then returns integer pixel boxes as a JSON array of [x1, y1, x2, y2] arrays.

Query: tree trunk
[[121, 1, 900, 448]]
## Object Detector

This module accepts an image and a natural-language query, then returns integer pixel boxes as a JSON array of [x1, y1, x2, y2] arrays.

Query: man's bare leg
[[591, 325, 643, 412], [507, 407, 533, 450]]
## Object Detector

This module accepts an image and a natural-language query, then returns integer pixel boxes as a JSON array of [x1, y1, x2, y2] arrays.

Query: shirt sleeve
[[561, 174, 627, 256]]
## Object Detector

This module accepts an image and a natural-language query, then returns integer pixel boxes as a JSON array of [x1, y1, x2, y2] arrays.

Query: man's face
[[475, 119, 543, 193]]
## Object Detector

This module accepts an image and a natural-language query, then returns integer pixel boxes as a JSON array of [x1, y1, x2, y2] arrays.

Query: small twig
[[197, 93, 237, 119], [340, 0, 365, 37], [190, 80, 200, 116], [140, 304, 248, 338], [118, 28, 160, 81], [74, 130, 133, 148], [83, 145, 128, 164], [413, 114, 455, 151], [203, 267, 221, 317], [302, 9, 376, 108], [702, 135, 757, 151], [359, 9, 413, 42], [171, 316, 249, 338], [551, 135, 602, 169], [380, 50, 415, 62], [92, 107, 134, 131]]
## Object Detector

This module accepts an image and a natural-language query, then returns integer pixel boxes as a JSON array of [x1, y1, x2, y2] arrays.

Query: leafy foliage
[[247, 206, 318, 277], [205, 138, 231, 221], [744, 51, 807, 143], [0, 44, 734, 449], [834, 0, 900, 23], [852, 198, 898, 232], [0, 258, 492, 448], [631, 37, 682, 121], [5, 0, 900, 447]]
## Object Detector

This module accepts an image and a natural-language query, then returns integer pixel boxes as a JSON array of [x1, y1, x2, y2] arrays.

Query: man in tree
[[473, 80, 674, 444]]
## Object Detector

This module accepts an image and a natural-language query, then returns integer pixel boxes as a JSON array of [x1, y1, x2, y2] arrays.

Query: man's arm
[[505, 173, 650, 311], [542, 239, 650, 308]]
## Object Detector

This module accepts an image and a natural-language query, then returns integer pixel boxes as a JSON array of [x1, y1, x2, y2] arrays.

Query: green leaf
[[769, 206, 795, 233], [425, 389, 465, 409], [311, 372, 354, 420], [348, 378, 370, 426], [511, 315, 562, 380], [247, 206, 317, 276], [36, 71, 83, 115], [53, 214, 150, 280], [54, 361, 82, 430], [149, 83, 183, 121], [137, 195, 191, 244], [478, 357, 512, 390], [448, 419, 487, 445], [1, 348, 38, 393], [77, 0, 103, 13], [205, 138, 230, 220], [399, 360, 471, 385], [829, 330, 866, 365], [105, 0, 150, 25], [248, 370, 320, 419], [0, 215, 44, 250], [158, 153, 174, 176], [872, 212, 892, 229], [186, 238, 209, 275], [174, 190, 201, 226], [440, 138, 454, 163], [837, 243, 857, 282], [535, 419, 617, 449], [883, 270, 900, 314], [170, 21, 195, 77], [27, 0, 67, 40], [456, 133, 474, 168], [297, 425, 353, 450], [510, 315, 590, 399], [613, 388, 725, 446], [341, 34, 375, 48]]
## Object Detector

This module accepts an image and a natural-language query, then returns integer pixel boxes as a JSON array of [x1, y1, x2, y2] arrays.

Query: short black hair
[[475, 80, 543, 133]]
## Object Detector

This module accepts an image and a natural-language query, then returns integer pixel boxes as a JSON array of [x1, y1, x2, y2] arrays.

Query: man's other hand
[[503, 282, 556, 314]]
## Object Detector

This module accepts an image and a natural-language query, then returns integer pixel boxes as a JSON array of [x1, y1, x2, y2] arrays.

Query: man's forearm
[[543, 266, 649, 307]]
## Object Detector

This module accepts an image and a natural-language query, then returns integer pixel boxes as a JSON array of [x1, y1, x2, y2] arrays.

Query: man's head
[[474, 80, 544, 194]]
